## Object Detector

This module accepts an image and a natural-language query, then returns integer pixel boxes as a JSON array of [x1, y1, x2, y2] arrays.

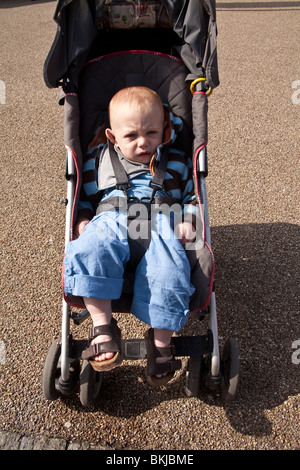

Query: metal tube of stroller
[[61, 148, 75, 382], [61, 299, 71, 382], [199, 175, 220, 377], [198, 146, 208, 175], [208, 292, 220, 377]]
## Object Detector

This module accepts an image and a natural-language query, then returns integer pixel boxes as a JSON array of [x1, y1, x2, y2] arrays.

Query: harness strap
[[149, 148, 169, 200], [108, 142, 169, 201], [108, 141, 130, 194]]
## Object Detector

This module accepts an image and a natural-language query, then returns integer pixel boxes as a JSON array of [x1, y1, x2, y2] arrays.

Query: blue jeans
[[64, 209, 194, 331]]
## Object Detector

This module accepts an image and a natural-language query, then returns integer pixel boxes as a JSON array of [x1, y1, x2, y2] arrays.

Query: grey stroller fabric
[[77, 52, 193, 154]]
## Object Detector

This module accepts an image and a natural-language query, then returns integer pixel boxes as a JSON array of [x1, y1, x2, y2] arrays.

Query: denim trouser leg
[[64, 211, 129, 300], [131, 212, 195, 331], [64, 210, 194, 332]]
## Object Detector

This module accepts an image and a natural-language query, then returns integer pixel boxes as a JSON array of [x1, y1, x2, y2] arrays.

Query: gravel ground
[[0, 0, 299, 451]]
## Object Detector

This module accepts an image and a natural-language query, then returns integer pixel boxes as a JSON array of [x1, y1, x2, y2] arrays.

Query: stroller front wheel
[[42, 339, 62, 400], [42, 339, 80, 400]]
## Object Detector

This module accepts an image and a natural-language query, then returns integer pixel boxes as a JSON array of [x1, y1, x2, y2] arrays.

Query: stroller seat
[[64, 50, 214, 315]]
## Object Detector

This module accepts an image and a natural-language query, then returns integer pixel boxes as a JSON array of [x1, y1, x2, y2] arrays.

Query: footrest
[[173, 332, 213, 356], [71, 332, 213, 361], [122, 339, 147, 360], [121, 332, 213, 360]]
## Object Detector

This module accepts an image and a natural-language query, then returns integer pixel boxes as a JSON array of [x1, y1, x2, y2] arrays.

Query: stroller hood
[[44, 0, 219, 90]]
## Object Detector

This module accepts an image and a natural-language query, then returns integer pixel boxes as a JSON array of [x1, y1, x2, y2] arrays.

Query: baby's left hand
[[175, 221, 196, 246]]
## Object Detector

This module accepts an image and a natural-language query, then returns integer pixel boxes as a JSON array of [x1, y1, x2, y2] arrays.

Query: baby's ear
[[105, 128, 116, 144]]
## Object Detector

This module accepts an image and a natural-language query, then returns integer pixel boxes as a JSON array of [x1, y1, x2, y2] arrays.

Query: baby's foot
[[155, 355, 173, 378], [82, 318, 123, 371], [153, 329, 174, 378], [145, 328, 182, 386], [82, 300, 122, 370], [91, 334, 115, 362]]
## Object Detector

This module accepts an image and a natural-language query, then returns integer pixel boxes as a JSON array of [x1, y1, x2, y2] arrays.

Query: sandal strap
[[87, 317, 118, 341], [88, 325, 112, 341], [82, 318, 121, 360], [156, 344, 176, 358], [144, 328, 182, 378], [148, 358, 182, 376], [82, 340, 120, 360]]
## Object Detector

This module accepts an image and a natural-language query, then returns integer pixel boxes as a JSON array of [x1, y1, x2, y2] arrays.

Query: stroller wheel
[[79, 359, 103, 408], [185, 355, 203, 397], [221, 338, 240, 402], [42, 339, 62, 400], [42, 339, 80, 400]]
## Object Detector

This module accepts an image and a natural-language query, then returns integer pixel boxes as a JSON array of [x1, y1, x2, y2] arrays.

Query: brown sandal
[[82, 318, 123, 372], [144, 328, 181, 386]]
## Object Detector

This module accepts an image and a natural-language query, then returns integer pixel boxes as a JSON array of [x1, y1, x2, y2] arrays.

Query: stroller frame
[[42, 0, 240, 408]]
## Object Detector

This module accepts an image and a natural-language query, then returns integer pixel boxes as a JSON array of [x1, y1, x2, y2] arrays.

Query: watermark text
[[292, 80, 300, 105], [292, 339, 300, 364], [0, 80, 5, 104]]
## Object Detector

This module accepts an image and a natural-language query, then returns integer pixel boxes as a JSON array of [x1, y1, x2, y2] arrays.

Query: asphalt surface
[[0, 0, 299, 452]]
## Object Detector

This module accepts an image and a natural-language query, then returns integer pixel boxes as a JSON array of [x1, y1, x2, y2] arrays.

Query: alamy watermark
[[291, 80, 300, 105], [0, 341, 6, 365], [292, 339, 300, 365], [95, 201, 204, 251], [0, 80, 5, 104]]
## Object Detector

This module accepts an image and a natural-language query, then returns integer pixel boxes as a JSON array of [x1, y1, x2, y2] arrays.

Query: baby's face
[[106, 103, 164, 164]]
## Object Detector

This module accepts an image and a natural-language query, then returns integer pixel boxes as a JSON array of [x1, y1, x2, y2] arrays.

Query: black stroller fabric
[[44, 0, 219, 91]]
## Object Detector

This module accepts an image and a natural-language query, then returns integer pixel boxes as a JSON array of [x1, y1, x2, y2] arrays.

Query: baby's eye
[[125, 133, 137, 139]]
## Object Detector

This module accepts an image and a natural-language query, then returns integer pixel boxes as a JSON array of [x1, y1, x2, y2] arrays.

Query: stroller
[[42, 0, 240, 408]]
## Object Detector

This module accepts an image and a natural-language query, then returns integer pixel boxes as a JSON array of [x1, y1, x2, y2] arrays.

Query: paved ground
[[0, 429, 109, 450], [0, 0, 299, 452]]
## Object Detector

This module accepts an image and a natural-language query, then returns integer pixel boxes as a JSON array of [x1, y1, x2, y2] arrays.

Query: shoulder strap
[[108, 141, 130, 194]]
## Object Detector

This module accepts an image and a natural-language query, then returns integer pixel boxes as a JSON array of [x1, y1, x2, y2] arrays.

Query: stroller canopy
[[44, 0, 219, 90]]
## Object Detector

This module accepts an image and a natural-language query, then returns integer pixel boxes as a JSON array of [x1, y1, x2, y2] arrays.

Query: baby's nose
[[138, 136, 147, 147]]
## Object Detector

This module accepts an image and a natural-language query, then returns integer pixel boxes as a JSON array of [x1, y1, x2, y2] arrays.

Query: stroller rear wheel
[[221, 338, 240, 402], [79, 359, 103, 408]]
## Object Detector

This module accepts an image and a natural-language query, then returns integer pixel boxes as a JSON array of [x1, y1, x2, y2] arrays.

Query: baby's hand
[[175, 221, 196, 246], [74, 218, 90, 239]]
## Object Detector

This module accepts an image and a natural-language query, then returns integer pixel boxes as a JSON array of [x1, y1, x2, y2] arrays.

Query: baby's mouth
[[138, 152, 150, 158]]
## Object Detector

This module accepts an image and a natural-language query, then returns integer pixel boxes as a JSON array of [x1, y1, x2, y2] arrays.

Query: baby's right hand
[[74, 218, 90, 238]]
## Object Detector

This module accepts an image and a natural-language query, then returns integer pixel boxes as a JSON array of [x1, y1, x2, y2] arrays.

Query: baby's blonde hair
[[108, 86, 164, 126]]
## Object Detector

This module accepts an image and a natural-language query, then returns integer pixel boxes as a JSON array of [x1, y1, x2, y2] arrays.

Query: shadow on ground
[[61, 222, 300, 438]]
